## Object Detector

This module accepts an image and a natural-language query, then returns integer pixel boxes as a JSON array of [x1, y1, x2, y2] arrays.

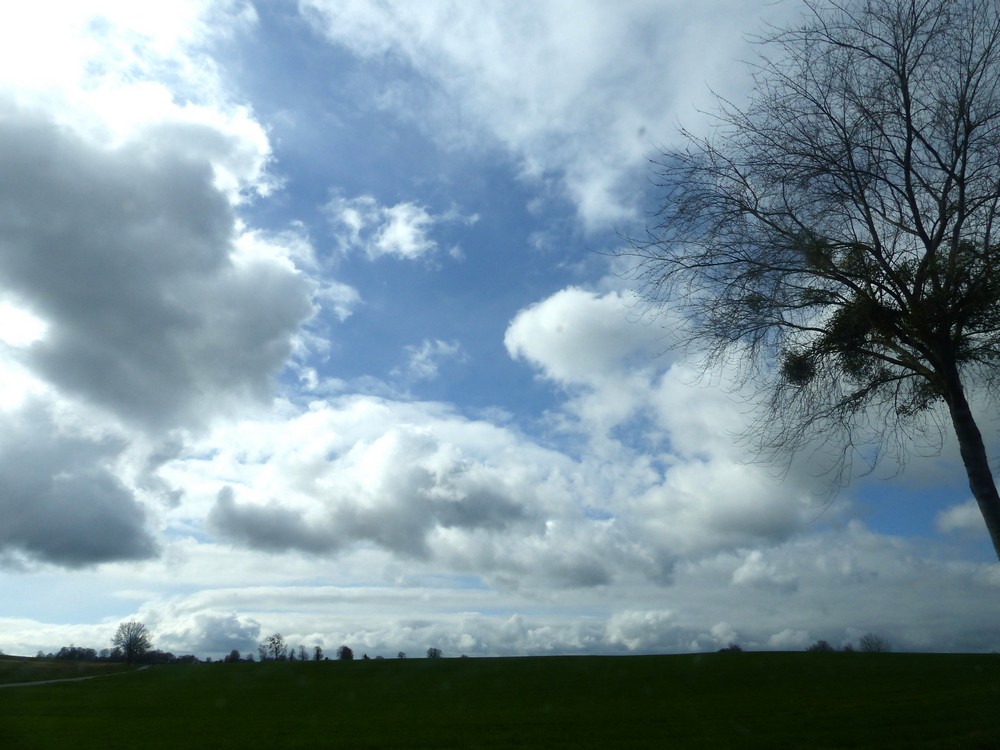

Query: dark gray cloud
[[157, 612, 262, 657], [0, 401, 157, 567], [0, 107, 315, 431], [209, 487, 338, 555]]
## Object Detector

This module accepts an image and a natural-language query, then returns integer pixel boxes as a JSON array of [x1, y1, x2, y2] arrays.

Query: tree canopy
[[112, 621, 152, 665], [264, 633, 286, 661], [629, 0, 1000, 558]]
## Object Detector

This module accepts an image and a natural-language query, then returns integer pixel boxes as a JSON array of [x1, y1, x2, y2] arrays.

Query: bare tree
[[858, 632, 892, 652], [337, 645, 354, 661], [628, 0, 1000, 558], [426, 647, 443, 659], [112, 621, 152, 666], [313, 645, 324, 661], [265, 633, 286, 661]]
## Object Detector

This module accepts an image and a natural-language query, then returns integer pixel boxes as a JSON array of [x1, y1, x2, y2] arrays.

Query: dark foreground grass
[[1, 652, 998, 749]]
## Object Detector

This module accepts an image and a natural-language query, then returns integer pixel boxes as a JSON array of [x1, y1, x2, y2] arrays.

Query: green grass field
[[1, 652, 998, 749], [0, 656, 135, 684]]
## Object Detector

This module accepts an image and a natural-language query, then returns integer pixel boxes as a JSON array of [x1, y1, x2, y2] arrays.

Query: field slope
[[0, 652, 997, 749], [0, 655, 137, 685]]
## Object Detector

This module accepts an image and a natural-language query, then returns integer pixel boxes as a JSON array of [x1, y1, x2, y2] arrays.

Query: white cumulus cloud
[[936, 499, 987, 536], [327, 194, 475, 261], [302, 0, 797, 231]]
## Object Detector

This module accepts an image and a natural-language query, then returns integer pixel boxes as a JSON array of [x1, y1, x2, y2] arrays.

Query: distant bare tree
[[298, 645, 308, 662], [265, 633, 287, 661], [426, 647, 443, 659], [337, 645, 354, 661], [397, 651, 406, 659], [226, 649, 241, 663], [859, 633, 892, 653], [257, 643, 268, 662], [313, 645, 323, 661], [112, 621, 152, 666]]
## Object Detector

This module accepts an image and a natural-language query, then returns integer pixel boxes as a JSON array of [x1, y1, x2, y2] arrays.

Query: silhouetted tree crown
[[263, 633, 286, 661], [112, 621, 152, 665], [627, 0, 1000, 559], [337, 645, 354, 661], [54, 645, 98, 661]]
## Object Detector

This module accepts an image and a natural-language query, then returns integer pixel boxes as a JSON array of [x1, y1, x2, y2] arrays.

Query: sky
[[0, 0, 998, 661]]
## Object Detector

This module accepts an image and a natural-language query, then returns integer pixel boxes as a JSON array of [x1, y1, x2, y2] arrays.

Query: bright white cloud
[[302, 0, 797, 231], [375, 202, 438, 260], [606, 610, 678, 651], [732, 549, 799, 593], [936, 499, 987, 536], [0, 302, 48, 348], [628, 460, 814, 562], [505, 287, 659, 385], [505, 287, 671, 432], [326, 194, 476, 261], [0, 1, 270, 199], [502, 284, 831, 570]]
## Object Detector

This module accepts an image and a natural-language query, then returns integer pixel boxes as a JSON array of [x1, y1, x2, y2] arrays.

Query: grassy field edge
[[1, 652, 997, 749]]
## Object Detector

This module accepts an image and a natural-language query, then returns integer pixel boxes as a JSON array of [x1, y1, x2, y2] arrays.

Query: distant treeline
[[36, 645, 200, 665], [252, 634, 446, 664], [32, 643, 447, 665]]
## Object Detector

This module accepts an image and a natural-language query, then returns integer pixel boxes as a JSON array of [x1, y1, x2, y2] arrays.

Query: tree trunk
[[942, 367, 1000, 561]]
